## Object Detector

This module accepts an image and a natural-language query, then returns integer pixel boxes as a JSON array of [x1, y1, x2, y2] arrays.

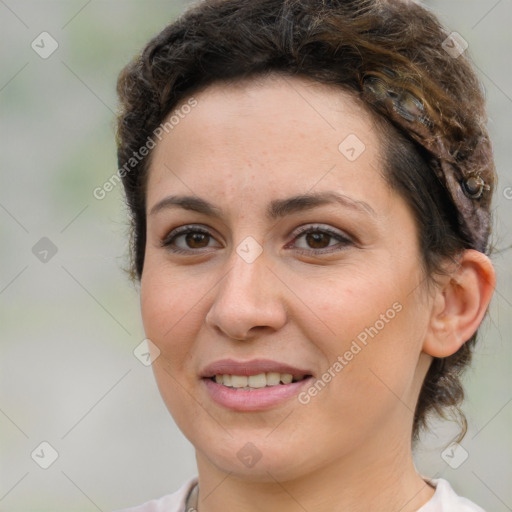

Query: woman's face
[[141, 75, 434, 480]]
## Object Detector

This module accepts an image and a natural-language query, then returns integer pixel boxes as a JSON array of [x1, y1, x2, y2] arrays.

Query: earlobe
[[422, 250, 495, 358]]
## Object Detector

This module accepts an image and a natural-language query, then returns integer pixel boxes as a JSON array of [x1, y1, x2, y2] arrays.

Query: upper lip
[[200, 359, 313, 378]]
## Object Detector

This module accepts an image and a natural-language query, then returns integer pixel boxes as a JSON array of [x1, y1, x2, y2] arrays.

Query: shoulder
[[418, 478, 486, 512], [112, 476, 485, 512], [112, 477, 198, 512]]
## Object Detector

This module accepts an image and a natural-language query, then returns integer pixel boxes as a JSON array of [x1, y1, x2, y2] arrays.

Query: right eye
[[161, 225, 222, 254]]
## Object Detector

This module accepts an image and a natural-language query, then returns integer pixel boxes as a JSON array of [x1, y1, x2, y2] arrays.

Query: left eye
[[290, 226, 352, 253], [162, 226, 221, 252]]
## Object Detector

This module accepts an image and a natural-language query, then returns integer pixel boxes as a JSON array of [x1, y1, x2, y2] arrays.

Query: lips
[[200, 358, 313, 379], [200, 358, 314, 410]]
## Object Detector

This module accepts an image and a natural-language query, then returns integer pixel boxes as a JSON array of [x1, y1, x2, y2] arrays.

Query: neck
[[194, 428, 434, 512]]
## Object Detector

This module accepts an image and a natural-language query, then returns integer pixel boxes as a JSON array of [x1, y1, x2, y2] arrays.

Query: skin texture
[[140, 74, 495, 512]]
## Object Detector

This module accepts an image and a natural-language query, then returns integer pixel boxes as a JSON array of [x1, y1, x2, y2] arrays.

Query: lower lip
[[202, 377, 313, 411]]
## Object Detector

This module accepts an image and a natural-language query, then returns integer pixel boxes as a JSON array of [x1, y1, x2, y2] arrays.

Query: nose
[[205, 247, 287, 341]]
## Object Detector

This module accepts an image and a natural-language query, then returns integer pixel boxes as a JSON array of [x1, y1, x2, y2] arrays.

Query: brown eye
[[162, 225, 221, 253], [305, 232, 331, 249], [185, 232, 210, 248], [291, 225, 353, 255]]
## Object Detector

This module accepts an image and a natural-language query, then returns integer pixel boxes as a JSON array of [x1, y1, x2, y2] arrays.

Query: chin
[[195, 432, 318, 483]]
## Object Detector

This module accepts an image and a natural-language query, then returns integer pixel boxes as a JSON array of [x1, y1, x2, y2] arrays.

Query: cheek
[[286, 265, 408, 347], [292, 265, 428, 405], [140, 264, 199, 339], [351, 303, 428, 417], [140, 268, 206, 431], [139, 267, 206, 389]]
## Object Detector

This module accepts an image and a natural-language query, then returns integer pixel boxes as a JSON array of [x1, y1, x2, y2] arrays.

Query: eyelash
[[161, 224, 353, 256]]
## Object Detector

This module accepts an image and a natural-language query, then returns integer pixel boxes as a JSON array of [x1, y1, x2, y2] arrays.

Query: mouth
[[200, 359, 314, 408], [208, 372, 310, 390]]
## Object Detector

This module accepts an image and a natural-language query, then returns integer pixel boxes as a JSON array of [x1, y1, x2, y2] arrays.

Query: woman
[[114, 0, 496, 510]]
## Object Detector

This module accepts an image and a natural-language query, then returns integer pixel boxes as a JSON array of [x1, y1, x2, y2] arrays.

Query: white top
[[113, 477, 485, 512]]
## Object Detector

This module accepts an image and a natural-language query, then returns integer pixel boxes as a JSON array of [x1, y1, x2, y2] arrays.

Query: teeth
[[266, 372, 280, 386], [280, 373, 293, 384], [231, 375, 248, 388], [248, 374, 267, 388], [212, 372, 305, 389]]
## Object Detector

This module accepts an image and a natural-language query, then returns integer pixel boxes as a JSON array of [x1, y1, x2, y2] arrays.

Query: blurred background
[[0, 1, 511, 510]]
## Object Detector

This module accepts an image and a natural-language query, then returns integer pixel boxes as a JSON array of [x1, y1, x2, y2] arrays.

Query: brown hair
[[115, 0, 495, 441]]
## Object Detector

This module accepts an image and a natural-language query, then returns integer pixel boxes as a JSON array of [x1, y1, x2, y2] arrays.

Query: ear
[[422, 249, 495, 358]]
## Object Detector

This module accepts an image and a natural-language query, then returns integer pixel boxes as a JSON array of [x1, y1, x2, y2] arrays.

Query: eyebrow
[[149, 191, 376, 219]]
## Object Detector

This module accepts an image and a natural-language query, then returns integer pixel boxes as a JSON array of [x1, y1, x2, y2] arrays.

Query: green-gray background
[[1, 1, 511, 510]]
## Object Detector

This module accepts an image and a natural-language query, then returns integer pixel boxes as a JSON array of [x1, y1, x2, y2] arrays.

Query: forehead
[[146, 74, 387, 211]]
